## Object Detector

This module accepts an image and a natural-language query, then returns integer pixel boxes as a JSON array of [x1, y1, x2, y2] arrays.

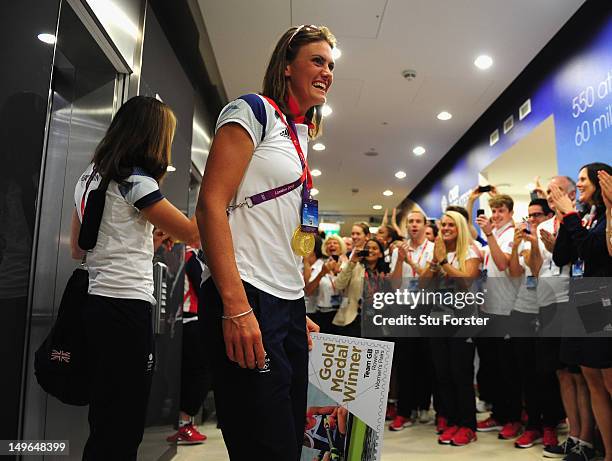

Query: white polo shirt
[[74, 164, 164, 305], [216, 94, 308, 300], [513, 241, 538, 314], [390, 239, 435, 290], [536, 217, 570, 306], [481, 221, 519, 315]]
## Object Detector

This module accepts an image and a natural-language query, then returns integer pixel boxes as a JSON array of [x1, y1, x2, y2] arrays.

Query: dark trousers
[[513, 336, 564, 429], [332, 314, 361, 338], [474, 337, 496, 403], [429, 338, 476, 429], [397, 338, 433, 417], [180, 319, 212, 416], [83, 295, 154, 461], [489, 337, 523, 424], [308, 310, 335, 334], [201, 279, 308, 461]]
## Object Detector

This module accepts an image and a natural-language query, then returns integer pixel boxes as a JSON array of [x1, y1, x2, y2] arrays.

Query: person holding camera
[[332, 238, 392, 337], [303, 235, 344, 333]]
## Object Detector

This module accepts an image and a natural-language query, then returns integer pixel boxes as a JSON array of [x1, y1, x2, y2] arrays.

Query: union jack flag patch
[[51, 349, 71, 363]]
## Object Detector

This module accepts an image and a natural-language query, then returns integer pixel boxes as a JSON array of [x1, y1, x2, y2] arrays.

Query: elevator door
[[22, 3, 118, 459]]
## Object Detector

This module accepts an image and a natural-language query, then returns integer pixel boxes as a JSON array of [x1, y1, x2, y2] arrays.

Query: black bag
[[34, 268, 90, 405], [35, 168, 108, 405], [78, 175, 109, 250]]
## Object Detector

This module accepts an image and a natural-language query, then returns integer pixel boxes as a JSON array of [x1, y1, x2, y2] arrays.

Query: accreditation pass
[[1, 440, 69, 456]]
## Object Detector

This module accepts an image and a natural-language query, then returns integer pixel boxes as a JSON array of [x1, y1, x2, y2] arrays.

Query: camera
[[357, 250, 369, 258], [478, 185, 492, 193], [476, 209, 485, 217]]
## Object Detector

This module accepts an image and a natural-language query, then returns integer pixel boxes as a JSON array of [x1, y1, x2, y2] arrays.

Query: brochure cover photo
[[302, 333, 394, 461]]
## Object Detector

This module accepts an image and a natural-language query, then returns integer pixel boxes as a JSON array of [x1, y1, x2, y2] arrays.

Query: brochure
[[301, 333, 394, 461]]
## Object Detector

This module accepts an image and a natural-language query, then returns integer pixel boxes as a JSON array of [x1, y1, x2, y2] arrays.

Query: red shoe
[[166, 423, 207, 444], [386, 402, 398, 421], [389, 415, 413, 431], [436, 416, 449, 434], [542, 427, 558, 449], [476, 416, 502, 432], [438, 426, 459, 444], [498, 421, 522, 440], [515, 429, 542, 448], [451, 427, 477, 446]]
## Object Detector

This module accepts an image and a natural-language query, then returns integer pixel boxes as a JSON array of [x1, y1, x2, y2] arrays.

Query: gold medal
[[291, 226, 315, 256]]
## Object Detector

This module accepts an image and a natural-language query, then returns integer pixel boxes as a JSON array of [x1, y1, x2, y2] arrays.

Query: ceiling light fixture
[[312, 143, 326, 151], [372, 205, 383, 210], [332, 48, 342, 60], [311, 169, 322, 177], [321, 104, 333, 117], [37, 33, 56, 44], [412, 146, 426, 156], [395, 171, 407, 179], [310, 188, 319, 196], [383, 190, 393, 196], [474, 54, 493, 70], [437, 111, 452, 121], [167, 165, 176, 172]]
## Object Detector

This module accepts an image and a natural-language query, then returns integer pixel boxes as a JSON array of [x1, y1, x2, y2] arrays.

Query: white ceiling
[[197, 0, 585, 216]]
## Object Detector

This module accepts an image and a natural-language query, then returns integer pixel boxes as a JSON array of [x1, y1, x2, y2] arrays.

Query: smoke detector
[[401, 69, 417, 81]]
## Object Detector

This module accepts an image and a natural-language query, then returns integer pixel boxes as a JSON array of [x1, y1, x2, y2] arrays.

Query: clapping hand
[[548, 183, 574, 215]]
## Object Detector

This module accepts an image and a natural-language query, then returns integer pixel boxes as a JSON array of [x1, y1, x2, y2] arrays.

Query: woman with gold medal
[[196, 25, 337, 460]]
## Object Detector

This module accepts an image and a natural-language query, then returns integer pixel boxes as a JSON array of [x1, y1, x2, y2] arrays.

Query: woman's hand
[[598, 169, 612, 210], [306, 316, 320, 351], [433, 235, 447, 262], [548, 183, 574, 215], [222, 309, 266, 370]]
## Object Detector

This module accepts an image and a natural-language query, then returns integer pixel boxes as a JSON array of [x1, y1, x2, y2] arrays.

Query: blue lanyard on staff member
[[225, 96, 319, 257]]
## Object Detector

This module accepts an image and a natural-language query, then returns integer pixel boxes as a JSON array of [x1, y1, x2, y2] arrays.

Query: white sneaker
[[418, 409, 433, 424], [475, 398, 492, 413]]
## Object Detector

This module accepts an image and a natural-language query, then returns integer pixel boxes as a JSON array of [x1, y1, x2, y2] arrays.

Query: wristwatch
[[440, 258, 448, 266]]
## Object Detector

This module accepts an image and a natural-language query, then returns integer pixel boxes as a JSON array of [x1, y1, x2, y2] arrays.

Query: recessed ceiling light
[[311, 169, 322, 177], [332, 47, 342, 60], [372, 205, 383, 210], [167, 165, 176, 172], [412, 146, 426, 156], [37, 33, 56, 44], [312, 143, 326, 151], [311, 188, 319, 196], [383, 190, 393, 196], [321, 104, 333, 117], [474, 54, 493, 70], [437, 111, 452, 121], [395, 171, 407, 179]]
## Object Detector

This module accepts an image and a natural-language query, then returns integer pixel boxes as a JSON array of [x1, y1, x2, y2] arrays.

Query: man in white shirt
[[475, 194, 523, 440], [388, 210, 436, 431], [508, 199, 564, 450]]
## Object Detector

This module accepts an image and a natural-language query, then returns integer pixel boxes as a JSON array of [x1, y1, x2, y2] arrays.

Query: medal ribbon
[[227, 96, 313, 213]]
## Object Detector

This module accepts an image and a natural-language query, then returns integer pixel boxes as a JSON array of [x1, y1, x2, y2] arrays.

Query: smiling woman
[[196, 25, 337, 461]]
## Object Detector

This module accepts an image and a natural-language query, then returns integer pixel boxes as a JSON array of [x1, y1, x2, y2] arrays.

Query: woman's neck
[[366, 260, 377, 270], [445, 239, 457, 252], [286, 89, 307, 117]]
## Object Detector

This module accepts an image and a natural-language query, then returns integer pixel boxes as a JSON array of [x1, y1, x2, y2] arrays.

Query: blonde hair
[[442, 211, 473, 272], [322, 234, 346, 256], [262, 25, 337, 139]]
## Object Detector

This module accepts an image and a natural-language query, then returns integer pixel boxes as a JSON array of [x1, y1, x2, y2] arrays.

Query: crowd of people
[[65, 18, 612, 461], [301, 168, 612, 460]]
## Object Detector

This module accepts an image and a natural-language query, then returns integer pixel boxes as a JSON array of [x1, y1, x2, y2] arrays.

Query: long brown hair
[[92, 96, 176, 182], [262, 25, 337, 139]]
